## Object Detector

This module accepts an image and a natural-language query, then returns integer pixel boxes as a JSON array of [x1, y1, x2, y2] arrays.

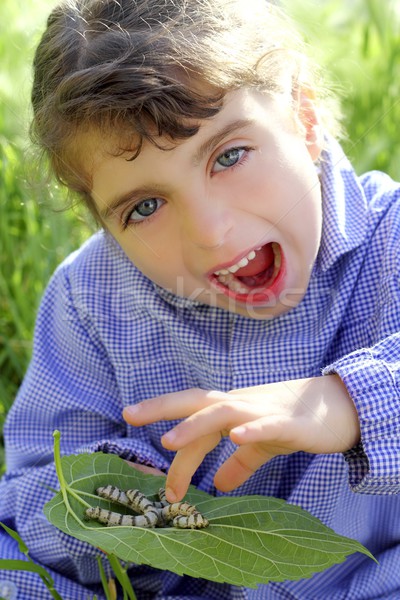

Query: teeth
[[214, 249, 257, 276], [228, 264, 240, 274], [213, 243, 281, 296], [271, 242, 281, 268], [215, 273, 249, 294]]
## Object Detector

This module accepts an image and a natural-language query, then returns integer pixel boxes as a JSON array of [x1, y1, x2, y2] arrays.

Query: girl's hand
[[123, 375, 360, 502]]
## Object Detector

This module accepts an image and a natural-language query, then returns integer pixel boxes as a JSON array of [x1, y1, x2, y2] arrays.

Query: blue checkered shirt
[[1, 138, 400, 599]]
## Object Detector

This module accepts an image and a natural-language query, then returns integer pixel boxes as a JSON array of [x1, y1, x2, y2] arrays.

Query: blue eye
[[214, 147, 246, 172], [126, 198, 164, 225]]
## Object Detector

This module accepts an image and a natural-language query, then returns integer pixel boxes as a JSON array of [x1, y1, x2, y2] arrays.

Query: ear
[[297, 92, 323, 161]]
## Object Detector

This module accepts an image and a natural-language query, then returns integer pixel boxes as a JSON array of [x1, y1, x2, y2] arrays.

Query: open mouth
[[209, 242, 284, 305]]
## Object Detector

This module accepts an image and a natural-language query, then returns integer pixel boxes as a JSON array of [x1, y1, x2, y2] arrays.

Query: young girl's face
[[89, 89, 323, 319]]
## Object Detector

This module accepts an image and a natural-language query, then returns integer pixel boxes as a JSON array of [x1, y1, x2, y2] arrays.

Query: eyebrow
[[99, 185, 166, 221], [192, 117, 255, 166], [99, 117, 254, 221]]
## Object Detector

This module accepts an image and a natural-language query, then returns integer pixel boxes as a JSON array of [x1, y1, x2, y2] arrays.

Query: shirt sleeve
[[0, 263, 169, 591], [323, 184, 400, 494], [324, 332, 400, 493], [323, 194, 400, 496]]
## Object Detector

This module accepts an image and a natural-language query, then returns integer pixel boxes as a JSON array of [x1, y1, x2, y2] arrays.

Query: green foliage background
[[1, 0, 400, 471], [0, 0, 94, 469]]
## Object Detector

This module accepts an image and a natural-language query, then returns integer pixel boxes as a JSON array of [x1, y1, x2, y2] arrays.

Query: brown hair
[[31, 0, 334, 216]]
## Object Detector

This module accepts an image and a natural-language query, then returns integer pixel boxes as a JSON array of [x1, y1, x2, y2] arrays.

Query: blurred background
[[1, 0, 400, 469]]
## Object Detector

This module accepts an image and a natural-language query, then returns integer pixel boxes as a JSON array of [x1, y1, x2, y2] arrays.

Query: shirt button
[[0, 580, 17, 600]]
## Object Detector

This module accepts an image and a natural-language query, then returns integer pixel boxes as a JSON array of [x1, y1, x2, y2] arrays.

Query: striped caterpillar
[[85, 486, 209, 529]]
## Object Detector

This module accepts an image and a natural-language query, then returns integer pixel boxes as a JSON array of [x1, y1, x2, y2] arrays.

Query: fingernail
[[162, 430, 176, 445], [166, 487, 177, 503], [231, 426, 245, 438], [123, 405, 139, 420]]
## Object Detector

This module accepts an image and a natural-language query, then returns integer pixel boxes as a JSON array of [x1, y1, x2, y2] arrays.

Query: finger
[[165, 432, 221, 502], [122, 388, 228, 425], [230, 415, 314, 452], [161, 400, 261, 450], [214, 444, 274, 492], [230, 416, 286, 445]]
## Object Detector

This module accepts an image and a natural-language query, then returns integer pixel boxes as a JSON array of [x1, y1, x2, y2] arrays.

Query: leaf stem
[[96, 556, 114, 600], [53, 431, 67, 492], [52, 431, 89, 525], [108, 555, 137, 600]]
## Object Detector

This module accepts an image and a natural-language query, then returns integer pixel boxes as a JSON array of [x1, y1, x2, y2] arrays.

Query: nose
[[180, 196, 233, 249]]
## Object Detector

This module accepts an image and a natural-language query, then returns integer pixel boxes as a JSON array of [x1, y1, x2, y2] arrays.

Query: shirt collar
[[315, 136, 368, 273]]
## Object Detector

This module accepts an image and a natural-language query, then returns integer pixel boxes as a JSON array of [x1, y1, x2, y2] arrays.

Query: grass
[[1, 0, 400, 471], [284, 0, 400, 177], [0, 145, 93, 430], [0, 0, 94, 467]]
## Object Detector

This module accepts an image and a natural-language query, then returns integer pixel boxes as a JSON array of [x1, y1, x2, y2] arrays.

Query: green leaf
[[0, 559, 53, 579], [0, 522, 29, 556], [44, 451, 374, 588]]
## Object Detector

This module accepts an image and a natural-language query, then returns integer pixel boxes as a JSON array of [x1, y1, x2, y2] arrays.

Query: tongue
[[235, 243, 274, 277]]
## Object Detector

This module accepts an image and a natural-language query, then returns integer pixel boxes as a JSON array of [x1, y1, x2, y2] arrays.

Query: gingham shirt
[[1, 138, 400, 600]]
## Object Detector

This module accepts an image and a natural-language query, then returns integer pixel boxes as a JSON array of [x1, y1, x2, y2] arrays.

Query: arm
[[123, 374, 360, 502]]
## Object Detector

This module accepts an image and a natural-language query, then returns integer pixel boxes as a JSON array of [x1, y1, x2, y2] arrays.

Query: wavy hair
[[31, 0, 337, 212]]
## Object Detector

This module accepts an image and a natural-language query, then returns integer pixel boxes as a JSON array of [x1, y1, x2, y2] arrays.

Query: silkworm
[[172, 512, 209, 529], [85, 486, 208, 529], [85, 506, 159, 527], [96, 485, 131, 508]]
